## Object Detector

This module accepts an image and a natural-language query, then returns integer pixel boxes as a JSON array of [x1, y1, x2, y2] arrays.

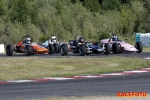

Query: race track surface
[[0, 72, 150, 100], [0, 52, 150, 100], [0, 52, 150, 58]]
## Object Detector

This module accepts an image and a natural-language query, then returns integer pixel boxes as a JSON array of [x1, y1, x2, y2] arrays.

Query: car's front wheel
[[104, 43, 110, 55], [24, 45, 33, 56], [135, 41, 143, 53], [6, 44, 13, 56], [60, 44, 68, 56], [78, 45, 86, 56]]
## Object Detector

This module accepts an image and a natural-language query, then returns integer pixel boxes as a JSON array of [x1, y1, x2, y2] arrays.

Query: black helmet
[[79, 37, 84, 43]]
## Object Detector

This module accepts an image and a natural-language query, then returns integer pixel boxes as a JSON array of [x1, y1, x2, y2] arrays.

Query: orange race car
[[6, 36, 54, 56]]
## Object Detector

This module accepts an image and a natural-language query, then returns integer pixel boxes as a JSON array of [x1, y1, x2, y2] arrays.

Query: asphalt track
[[0, 52, 150, 100], [0, 72, 150, 100], [0, 52, 150, 58]]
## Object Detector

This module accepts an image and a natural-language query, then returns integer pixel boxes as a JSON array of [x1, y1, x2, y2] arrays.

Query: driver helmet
[[112, 34, 118, 41], [26, 37, 31, 44], [78, 37, 85, 43], [51, 36, 57, 43], [114, 34, 117, 38]]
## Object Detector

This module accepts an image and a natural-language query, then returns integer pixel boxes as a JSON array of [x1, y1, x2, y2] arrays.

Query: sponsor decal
[[116, 92, 147, 97]]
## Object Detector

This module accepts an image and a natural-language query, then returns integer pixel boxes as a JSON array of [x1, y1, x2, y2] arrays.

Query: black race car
[[68, 36, 110, 56]]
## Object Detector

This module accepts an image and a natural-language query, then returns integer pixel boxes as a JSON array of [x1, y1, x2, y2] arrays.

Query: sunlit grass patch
[[0, 57, 149, 80]]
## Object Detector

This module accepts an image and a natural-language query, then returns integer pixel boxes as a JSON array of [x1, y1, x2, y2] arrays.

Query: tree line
[[0, 0, 150, 45]]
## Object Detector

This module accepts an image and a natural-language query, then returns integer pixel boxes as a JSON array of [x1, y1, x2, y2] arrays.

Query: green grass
[[0, 56, 149, 80], [143, 47, 150, 52], [12, 95, 150, 100]]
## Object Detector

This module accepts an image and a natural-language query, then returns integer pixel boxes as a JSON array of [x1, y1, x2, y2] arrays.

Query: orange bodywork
[[32, 44, 49, 54], [14, 40, 50, 54]]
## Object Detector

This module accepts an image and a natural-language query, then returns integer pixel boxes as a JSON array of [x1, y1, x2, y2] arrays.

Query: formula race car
[[67, 36, 110, 56], [87, 42, 110, 54], [40, 36, 68, 56], [6, 36, 54, 56], [101, 37, 143, 54]]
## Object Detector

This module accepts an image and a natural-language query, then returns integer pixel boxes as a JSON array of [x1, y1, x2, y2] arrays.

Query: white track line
[[143, 57, 150, 60], [142, 68, 150, 70], [7, 80, 35, 83], [43, 77, 74, 80], [74, 75, 103, 78], [100, 73, 125, 76], [123, 70, 149, 73]]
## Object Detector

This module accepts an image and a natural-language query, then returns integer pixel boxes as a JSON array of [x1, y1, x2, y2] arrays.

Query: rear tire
[[54, 43, 60, 53], [112, 43, 119, 54], [48, 44, 54, 55], [60, 44, 68, 56], [6, 44, 13, 56], [135, 41, 143, 53], [104, 43, 110, 55], [78, 45, 86, 56], [24, 45, 33, 56]]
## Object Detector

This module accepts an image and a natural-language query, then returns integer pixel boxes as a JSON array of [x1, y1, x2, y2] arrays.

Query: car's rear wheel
[[79, 45, 86, 56], [60, 44, 68, 56], [6, 44, 13, 56], [24, 45, 33, 56], [135, 41, 143, 53], [104, 43, 110, 55], [54, 43, 60, 53], [48, 44, 54, 55], [112, 43, 119, 54]]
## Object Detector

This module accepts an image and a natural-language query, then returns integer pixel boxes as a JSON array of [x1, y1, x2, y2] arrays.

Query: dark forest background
[[0, 0, 150, 44]]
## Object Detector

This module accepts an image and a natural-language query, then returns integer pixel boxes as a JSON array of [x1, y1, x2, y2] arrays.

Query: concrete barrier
[[0, 44, 5, 53], [136, 33, 150, 47]]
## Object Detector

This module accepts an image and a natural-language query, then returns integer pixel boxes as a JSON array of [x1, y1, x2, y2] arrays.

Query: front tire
[[6, 44, 13, 56], [24, 45, 33, 56], [60, 44, 68, 56], [135, 41, 143, 53], [78, 45, 86, 56]]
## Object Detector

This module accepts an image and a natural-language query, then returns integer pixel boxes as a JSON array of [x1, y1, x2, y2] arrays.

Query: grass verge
[[143, 47, 150, 52], [17, 95, 150, 100], [0, 56, 149, 80]]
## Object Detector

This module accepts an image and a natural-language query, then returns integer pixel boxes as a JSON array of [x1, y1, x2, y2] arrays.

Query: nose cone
[[121, 43, 138, 51]]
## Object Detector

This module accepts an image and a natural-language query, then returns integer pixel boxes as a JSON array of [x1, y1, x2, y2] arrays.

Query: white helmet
[[51, 36, 57, 43], [26, 37, 31, 44]]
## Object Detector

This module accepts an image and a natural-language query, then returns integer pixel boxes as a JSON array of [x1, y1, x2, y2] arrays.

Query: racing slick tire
[[54, 43, 60, 53], [60, 44, 68, 56], [112, 43, 119, 54], [24, 45, 33, 56], [104, 43, 110, 55], [48, 44, 54, 55], [6, 44, 13, 56], [78, 45, 86, 56], [135, 41, 143, 53]]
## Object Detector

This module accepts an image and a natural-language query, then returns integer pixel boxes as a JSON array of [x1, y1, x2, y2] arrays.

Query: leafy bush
[[102, 0, 121, 11], [0, 0, 149, 45], [83, 0, 101, 13], [8, 0, 38, 24], [0, 0, 5, 16], [98, 31, 110, 40]]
